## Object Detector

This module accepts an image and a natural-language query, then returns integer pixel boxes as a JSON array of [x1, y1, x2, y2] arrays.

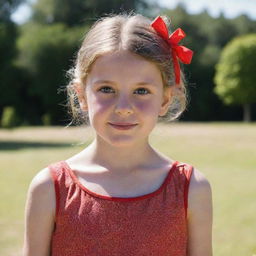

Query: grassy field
[[0, 122, 255, 255]]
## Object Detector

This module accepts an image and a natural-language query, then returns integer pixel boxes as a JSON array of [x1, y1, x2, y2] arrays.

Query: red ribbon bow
[[151, 16, 193, 84]]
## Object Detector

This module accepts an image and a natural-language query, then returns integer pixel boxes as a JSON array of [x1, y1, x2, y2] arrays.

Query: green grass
[[0, 123, 255, 256]]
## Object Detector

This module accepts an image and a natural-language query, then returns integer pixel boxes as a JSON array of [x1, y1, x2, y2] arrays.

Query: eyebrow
[[92, 80, 156, 87]]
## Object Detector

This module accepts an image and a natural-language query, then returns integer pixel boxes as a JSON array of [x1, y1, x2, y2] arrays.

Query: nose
[[114, 94, 134, 115]]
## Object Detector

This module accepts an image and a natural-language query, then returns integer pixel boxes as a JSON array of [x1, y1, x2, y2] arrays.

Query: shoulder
[[186, 167, 213, 255], [29, 167, 54, 193], [24, 167, 56, 255], [189, 167, 212, 191], [26, 167, 56, 217], [187, 167, 213, 218]]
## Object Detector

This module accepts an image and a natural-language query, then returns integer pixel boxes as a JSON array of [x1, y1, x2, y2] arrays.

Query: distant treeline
[[1, 0, 256, 127]]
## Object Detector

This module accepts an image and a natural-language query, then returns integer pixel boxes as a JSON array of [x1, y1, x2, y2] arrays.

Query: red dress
[[49, 160, 193, 256]]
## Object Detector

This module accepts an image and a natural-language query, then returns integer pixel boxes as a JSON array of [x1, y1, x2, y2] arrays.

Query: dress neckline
[[62, 160, 179, 202]]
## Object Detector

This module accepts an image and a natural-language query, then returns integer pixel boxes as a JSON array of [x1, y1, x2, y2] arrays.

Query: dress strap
[[177, 163, 193, 219], [48, 162, 66, 222]]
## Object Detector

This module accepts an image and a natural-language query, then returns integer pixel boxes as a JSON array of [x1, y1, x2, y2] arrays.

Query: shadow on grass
[[0, 140, 76, 150]]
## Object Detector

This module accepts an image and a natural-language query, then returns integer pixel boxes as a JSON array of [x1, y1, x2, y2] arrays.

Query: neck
[[80, 135, 162, 173]]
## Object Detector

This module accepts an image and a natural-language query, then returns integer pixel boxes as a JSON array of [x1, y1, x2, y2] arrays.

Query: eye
[[134, 88, 151, 95], [98, 86, 115, 94]]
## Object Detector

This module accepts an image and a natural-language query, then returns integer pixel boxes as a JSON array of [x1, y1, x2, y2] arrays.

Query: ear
[[73, 82, 87, 111], [159, 86, 173, 116]]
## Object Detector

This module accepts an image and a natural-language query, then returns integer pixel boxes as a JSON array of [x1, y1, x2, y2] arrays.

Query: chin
[[109, 138, 137, 147], [100, 134, 139, 148]]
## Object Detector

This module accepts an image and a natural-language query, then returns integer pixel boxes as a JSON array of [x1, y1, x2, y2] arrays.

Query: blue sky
[[158, 0, 256, 19], [11, 0, 256, 24]]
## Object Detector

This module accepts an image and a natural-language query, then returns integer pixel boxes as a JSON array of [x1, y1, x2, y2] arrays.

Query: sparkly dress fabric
[[49, 160, 193, 256]]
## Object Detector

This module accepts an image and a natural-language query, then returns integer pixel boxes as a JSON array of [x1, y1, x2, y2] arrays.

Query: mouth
[[108, 122, 138, 130]]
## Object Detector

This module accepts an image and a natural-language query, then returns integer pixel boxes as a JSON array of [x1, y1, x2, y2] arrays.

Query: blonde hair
[[66, 13, 188, 125]]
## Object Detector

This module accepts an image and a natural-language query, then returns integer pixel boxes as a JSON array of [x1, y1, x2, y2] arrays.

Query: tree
[[232, 14, 256, 36], [0, 0, 24, 22], [16, 23, 87, 124], [0, 13, 24, 126], [214, 34, 256, 122], [163, 6, 223, 121], [30, 0, 151, 26]]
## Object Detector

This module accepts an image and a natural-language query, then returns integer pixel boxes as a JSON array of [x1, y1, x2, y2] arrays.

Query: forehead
[[87, 50, 163, 85]]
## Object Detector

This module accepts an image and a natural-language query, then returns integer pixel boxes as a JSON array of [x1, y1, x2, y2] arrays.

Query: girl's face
[[78, 50, 172, 147]]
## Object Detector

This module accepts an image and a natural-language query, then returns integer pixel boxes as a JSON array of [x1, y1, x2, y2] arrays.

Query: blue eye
[[134, 88, 150, 95], [98, 86, 115, 93], [98, 86, 150, 95]]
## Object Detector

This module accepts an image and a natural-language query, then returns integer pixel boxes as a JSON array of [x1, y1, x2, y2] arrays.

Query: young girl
[[23, 13, 213, 256]]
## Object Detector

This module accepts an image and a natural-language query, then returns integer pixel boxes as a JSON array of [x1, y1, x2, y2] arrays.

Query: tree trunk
[[243, 103, 251, 122]]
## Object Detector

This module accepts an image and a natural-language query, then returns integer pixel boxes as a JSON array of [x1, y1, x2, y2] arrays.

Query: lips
[[108, 122, 138, 130], [109, 122, 137, 126]]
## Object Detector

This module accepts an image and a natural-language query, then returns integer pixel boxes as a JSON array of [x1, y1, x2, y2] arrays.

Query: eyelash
[[98, 86, 151, 95]]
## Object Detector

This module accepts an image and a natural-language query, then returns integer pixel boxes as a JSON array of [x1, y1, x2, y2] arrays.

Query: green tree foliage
[[30, 0, 150, 26], [162, 5, 256, 121], [0, 0, 24, 22], [232, 14, 256, 35], [0, 21, 26, 124], [0, 1, 25, 127], [1, 106, 19, 128], [16, 23, 88, 124], [214, 34, 256, 122]]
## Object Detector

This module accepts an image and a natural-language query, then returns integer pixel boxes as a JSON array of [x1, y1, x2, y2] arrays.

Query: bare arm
[[187, 168, 213, 256], [23, 168, 56, 256]]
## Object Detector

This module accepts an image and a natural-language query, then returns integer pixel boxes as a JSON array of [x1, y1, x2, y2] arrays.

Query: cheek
[[87, 94, 113, 115], [135, 99, 161, 115]]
